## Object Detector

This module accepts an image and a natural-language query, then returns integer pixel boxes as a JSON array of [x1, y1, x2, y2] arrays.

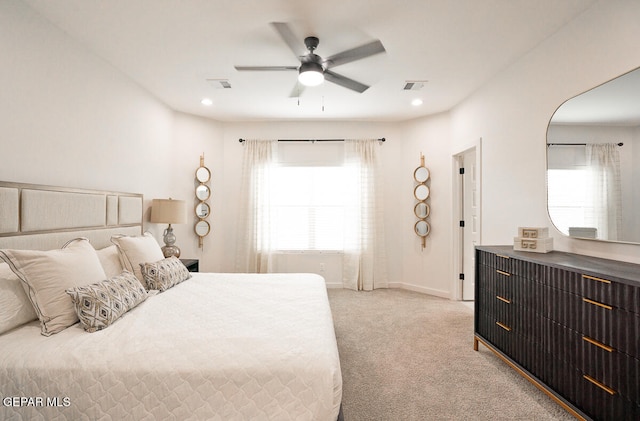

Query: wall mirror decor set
[[413, 153, 431, 249], [195, 154, 211, 248], [547, 66, 640, 245]]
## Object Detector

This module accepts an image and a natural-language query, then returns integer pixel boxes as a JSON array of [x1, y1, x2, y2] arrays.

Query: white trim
[[451, 138, 482, 301], [387, 282, 451, 299]]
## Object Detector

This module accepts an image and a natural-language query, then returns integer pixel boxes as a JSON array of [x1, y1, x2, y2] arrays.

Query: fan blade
[[271, 22, 305, 57], [289, 82, 306, 98], [325, 40, 385, 68], [324, 70, 369, 93], [235, 65, 298, 71]]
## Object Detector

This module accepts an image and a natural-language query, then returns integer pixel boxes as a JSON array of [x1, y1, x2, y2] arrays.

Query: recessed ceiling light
[[411, 99, 423, 106], [201, 98, 213, 106]]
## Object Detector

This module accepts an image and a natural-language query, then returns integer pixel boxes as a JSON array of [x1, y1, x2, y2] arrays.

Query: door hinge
[[459, 273, 465, 280], [459, 220, 465, 227], [459, 167, 465, 175]]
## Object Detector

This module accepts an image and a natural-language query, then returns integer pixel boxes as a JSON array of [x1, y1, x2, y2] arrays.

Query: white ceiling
[[24, 0, 597, 122]]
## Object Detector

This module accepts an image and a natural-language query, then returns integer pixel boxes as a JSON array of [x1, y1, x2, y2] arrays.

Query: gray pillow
[[140, 256, 191, 292], [66, 270, 148, 333]]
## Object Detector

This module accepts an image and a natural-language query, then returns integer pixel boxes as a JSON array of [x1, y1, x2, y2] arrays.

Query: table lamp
[[150, 198, 188, 258]]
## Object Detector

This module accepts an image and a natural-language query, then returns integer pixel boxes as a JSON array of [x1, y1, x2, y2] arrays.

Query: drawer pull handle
[[582, 336, 614, 353], [496, 270, 511, 277], [583, 375, 616, 395], [582, 298, 613, 310], [496, 254, 510, 259], [582, 274, 611, 284], [496, 322, 511, 332], [496, 295, 511, 304]]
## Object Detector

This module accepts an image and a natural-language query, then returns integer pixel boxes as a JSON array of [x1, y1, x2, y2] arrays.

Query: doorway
[[453, 143, 481, 301]]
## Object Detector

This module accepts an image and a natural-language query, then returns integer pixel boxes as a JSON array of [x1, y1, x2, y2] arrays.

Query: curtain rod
[[239, 138, 385, 143], [547, 142, 623, 147]]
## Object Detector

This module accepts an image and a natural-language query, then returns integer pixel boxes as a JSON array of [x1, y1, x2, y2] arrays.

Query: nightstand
[[180, 259, 199, 272]]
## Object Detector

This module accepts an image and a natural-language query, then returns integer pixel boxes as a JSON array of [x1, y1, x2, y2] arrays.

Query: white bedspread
[[0, 273, 342, 421]]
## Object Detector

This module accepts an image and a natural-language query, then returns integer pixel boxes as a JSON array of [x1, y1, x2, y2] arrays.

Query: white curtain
[[235, 139, 278, 273], [585, 143, 622, 241], [342, 139, 388, 290]]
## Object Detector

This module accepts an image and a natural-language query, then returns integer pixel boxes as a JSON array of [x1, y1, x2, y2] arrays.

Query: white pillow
[[0, 263, 38, 334], [96, 245, 124, 278], [0, 238, 107, 336], [111, 233, 164, 287]]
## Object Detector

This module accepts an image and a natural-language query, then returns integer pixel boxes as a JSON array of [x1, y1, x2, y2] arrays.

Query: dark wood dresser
[[474, 245, 640, 420]]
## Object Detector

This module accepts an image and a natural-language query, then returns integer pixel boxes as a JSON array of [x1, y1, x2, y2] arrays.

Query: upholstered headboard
[[0, 182, 143, 251]]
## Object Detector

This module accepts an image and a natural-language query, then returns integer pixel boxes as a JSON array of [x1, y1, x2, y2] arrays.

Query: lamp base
[[161, 245, 181, 258], [162, 224, 180, 258]]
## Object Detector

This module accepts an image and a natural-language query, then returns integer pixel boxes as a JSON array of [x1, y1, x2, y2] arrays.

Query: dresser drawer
[[546, 357, 640, 421], [547, 267, 640, 314], [576, 371, 640, 421], [577, 336, 640, 404], [477, 249, 512, 272], [547, 287, 640, 357], [476, 310, 516, 356], [575, 298, 640, 358]]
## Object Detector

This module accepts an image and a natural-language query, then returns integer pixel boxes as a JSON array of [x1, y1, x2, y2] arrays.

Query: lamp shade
[[150, 199, 187, 224]]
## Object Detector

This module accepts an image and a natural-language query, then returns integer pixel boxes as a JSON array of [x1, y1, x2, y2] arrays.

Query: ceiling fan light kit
[[298, 61, 324, 86]]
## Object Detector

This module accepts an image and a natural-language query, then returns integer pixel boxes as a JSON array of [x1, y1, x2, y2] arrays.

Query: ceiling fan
[[234, 22, 386, 94]]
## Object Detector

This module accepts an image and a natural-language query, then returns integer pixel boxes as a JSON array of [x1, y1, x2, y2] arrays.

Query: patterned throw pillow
[[140, 256, 191, 292], [66, 271, 148, 333]]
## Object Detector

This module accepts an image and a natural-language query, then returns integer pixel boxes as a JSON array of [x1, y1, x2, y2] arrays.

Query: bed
[[0, 182, 342, 420]]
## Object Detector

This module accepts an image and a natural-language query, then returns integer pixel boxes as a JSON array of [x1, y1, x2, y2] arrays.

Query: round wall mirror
[[414, 202, 430, 219], [414, 166, 430, 183], [415, 220, 430, 237], [195, 220, 210, 237], [195, 184, 211, 201], [196, 166, 211, 183], [414, 184, 430, 201], [195, 202, 210, 218]]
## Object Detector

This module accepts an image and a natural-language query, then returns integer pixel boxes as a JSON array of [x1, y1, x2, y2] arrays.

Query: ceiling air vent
[[403, 80, 427, 91], [207, 79, 232, 89]]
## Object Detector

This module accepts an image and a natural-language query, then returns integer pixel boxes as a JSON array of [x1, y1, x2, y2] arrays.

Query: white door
[[461, 148, 479, 300]]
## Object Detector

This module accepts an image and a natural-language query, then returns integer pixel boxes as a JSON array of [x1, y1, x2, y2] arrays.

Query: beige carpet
[[327, 288, 576, 421]]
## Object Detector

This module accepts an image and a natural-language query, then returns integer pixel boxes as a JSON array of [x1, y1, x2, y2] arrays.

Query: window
[[547, 168, 589, 233], [270, 165, 346, 251]]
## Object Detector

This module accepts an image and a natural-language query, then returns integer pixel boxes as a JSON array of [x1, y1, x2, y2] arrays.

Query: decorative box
[[517, 227, 549, 239], [513, 236, 553, 253]]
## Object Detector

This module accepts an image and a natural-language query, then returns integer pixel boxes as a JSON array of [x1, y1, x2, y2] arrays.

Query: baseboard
[[326, 281, 452, 299], [325, 282, 344, 289], [388, 282, 451, 299]]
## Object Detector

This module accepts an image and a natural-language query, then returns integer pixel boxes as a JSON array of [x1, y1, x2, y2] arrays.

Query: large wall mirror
[[547, 67, 640, 244]]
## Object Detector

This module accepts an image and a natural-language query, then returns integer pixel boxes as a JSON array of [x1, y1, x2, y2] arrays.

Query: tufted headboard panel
[[0, 182, 143, 251]]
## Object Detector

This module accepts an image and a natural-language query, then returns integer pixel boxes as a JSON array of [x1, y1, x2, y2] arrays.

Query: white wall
[[447, 0, 640, 264], [400, 113, 454, 297], [169, 112, 224, 272]]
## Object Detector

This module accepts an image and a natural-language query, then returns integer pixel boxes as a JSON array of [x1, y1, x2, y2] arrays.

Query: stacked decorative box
[[513, 227, 553, 253]]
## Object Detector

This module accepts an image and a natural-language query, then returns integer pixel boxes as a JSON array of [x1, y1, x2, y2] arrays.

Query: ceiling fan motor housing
[[304, 36, 319, 52]]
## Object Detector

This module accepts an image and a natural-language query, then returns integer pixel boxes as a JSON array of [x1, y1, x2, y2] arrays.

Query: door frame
[[452, 139, 482, 301]]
